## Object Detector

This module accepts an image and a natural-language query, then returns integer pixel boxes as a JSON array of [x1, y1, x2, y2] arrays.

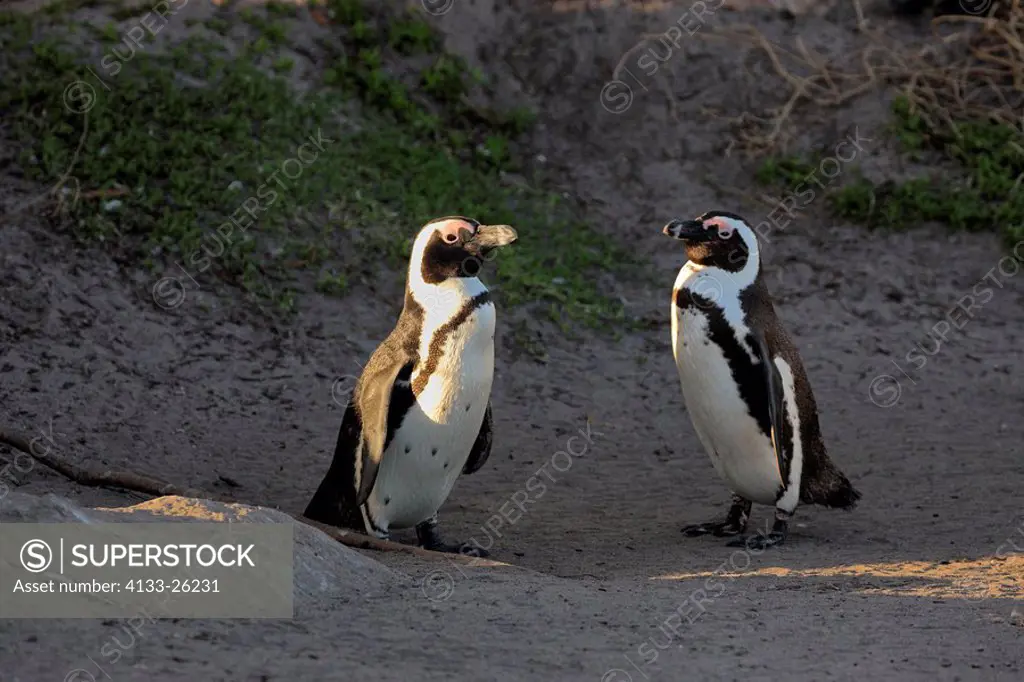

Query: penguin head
[[662, 211, 759, 272], [414, 216, 518, 283]]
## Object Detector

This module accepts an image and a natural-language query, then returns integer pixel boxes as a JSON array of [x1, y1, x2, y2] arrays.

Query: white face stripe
[[407, 222, 488, 314], [697, 216, 761, 290], [704, 217, 735, 239]]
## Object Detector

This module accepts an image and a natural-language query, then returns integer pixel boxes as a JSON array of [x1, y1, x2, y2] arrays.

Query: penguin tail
[[304, 487, 366, 530], [800, 458, 861, 510], [303, 467, 365, 530], [820, 475, 862, 509], [303, 484, 345, 527]]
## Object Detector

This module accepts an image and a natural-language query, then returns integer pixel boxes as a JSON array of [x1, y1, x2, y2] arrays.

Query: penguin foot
[[415, 517, 490, 558], [681, 520, 745, 537], [430, 541, 490, 558], [682, 496, 752, 537], [727, 531, 786, 550], [727, 514, 789, 550]]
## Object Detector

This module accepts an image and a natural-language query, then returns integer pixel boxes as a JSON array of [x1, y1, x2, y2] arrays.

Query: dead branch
[[695, 0, 1024, 155], [0, 428, 500, 567], [0, 111, 90, 223], [0, 428, 207, 498]]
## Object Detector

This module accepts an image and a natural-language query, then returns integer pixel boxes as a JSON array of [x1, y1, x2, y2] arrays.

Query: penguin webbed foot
[[438, 541, 490, 558], [415, 518, 490, 558], [421, 538, 490, 558], [682, 496, 751, 537], [727, 529, 786, 550], [727, 513, 789, 550], [681, 519, 746, 537]]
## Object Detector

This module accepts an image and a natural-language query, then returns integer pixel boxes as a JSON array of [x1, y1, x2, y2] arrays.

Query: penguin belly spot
[[674, 311, 783, 506]]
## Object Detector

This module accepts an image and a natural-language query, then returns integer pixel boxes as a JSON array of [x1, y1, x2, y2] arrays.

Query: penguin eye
[[443, 233, 458, 244], [710, 221, 733, 239]]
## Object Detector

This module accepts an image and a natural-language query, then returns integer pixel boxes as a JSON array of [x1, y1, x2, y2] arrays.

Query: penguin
[[304, 216, 518, 557], [661, 210, 860, 549]]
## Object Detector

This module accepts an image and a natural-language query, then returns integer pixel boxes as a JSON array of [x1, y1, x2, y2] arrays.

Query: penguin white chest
[[671, 301, 783, 506], [367, 303, 496, 530]]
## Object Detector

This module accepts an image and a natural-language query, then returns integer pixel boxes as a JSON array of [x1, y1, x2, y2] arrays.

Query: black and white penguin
[[662, 210, 860, 549], [304, 216, 518, 557]]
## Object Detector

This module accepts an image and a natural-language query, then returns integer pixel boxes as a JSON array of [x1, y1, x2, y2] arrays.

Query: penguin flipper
[[753, 333, 790, 485], [462, 401, 493, 475], [355, 356, 415, 506]]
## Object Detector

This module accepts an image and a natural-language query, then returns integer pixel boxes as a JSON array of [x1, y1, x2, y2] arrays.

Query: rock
[[0, 492, 405, 612], [0, 492, 100, 523]]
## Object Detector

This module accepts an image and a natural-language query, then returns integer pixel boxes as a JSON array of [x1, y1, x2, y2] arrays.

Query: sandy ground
[[1, 0, 1022, 680]]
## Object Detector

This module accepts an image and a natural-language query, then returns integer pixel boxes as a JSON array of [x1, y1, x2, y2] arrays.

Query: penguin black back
[[741, 278, 860, 508]]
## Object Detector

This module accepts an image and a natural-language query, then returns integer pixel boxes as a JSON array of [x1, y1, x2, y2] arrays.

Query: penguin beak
[[473, 224, 518, 250], [663, 219, 712, 242]]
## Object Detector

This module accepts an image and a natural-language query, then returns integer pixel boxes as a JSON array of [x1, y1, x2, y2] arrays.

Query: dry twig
[[696, 0, 1024, 154], [0, 111, 90, 222], [0, 428, 500, 566]]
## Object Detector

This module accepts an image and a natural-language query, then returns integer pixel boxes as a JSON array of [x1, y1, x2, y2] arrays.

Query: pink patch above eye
[[435, 219, 473, 243], [706, 219, 732, 239]]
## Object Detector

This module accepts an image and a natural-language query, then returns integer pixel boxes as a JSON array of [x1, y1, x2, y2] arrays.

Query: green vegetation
[[265, 1, 300, 19], [387, 15, 440, 55], [0, 2, 630, 325], [755, 96, 1024, 246], [37, 0, 105, 15], [239, 8, 289, 46], [753, 156, 818, 189], [109, 2, 150, 22]]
